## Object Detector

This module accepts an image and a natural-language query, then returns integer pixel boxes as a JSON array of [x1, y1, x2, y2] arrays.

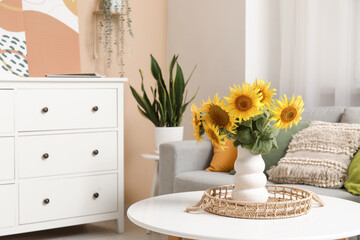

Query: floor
[[1, 216, 358, 240], [0, 215, 168, 240]]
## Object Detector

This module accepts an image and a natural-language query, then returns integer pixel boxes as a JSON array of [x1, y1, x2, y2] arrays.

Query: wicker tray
[[186, 185, 325, 219]]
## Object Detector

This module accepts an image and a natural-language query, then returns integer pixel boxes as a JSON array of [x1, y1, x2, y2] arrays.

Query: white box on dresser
[[0, 77, 126, 237]]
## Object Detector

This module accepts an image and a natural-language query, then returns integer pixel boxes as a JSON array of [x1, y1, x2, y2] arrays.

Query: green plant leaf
[[241, 120, 252, 128], [236, 128, 254, 145], [255, 118, 266, 132], [174, 63, 185, 116], [180, 87, 199, 114], [169, 55, 178, 83], [131, 54, 197, 127], [272, 138, 278, 149], [165, 89, 174, 126], [137, 106, 157, 126], [185, 65, 197, 87], [157, 80, 167, 121], [140, 70, 155, 119], [154, 99, 166, 126], [252, 138, 273, 155], [169, 55, 178, 112], [233, 139, 242, 147], [150, 54, 164, 83], [130, 85, 158, 126]]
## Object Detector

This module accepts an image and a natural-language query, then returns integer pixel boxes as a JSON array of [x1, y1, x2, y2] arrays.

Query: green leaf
[[154, 99, 166, 126], [169, 55, 178, 111], [255, 118, 266, 132], [185, 65, 197, 87], [236, 128, 254, 145], [140, 70, 154, 118], [165, 89, 174, 126], [157, 80, 167, 121], [242, 144, 253, 150], [174, 63, 185, 116], [241, 119, 252, 128], [251, 113, 266, 122], [233, 140, 242, 147], [252, 139, 273, 155], [272, 138, 278, 149], [137, 106, 157, 126], [169, 55, 178, 83], [180, 87, 199, 114], [150, 54, 163, 83], [130, 85, 158, 125]]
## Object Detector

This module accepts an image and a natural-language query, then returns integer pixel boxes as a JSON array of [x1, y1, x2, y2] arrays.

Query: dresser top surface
[[0, 77, 128, 83]]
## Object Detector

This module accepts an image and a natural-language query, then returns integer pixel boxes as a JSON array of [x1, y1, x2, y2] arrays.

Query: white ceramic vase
[[231, 146, 268, 203], [154, 126, 184, 153], [110, 0, 122, 12]]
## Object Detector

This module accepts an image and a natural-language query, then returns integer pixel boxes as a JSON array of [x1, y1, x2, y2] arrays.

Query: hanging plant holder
[[93, 0, 133, 76]]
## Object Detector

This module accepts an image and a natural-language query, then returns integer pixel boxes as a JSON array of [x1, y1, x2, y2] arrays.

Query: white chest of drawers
[[0, 77, 126, 237]]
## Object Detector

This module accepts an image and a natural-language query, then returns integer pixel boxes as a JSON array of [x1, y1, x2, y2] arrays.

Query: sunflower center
[[209, 105, 230, 127], [235, 96, 252, 111], [280, 107, 297, 123], [207, 129, 220, 144]]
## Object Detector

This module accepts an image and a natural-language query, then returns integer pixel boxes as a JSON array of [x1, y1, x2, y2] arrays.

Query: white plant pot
[[154, 126, 184, 152], [231, 146, 268, 203], [110, 0, 122, 12]]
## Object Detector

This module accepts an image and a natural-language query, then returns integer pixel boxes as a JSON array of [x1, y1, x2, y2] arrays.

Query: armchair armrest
[[159, 140, 213, 195]]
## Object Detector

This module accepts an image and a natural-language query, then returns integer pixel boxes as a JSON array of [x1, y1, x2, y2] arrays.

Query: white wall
[[168, 0, 246, 139], [245, 0, 281, 87]]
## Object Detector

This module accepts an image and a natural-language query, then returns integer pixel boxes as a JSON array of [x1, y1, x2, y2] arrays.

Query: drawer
[[19, 174, 118, 224], [17, 89, 117, 131], [18, 132, 117, 178], [0, 137, 14, 181], [0, 184, 16, 228], [0, 90, 14, 133]]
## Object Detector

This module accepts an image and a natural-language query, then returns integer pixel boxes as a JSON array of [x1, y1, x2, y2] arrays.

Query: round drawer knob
[[92, 149, 99, 155], [43, 198, 50, 204], [93, 192, 99, 199], [42, 153, 49, 159], [42, 107, 49, 113], [92, 106, 99, 112]]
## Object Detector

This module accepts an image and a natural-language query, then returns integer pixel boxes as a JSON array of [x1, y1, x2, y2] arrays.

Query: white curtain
[[279, 0, 360, 107]]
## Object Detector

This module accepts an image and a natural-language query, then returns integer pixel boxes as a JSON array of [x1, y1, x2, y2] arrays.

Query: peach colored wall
[[78, 0, 168, 205]]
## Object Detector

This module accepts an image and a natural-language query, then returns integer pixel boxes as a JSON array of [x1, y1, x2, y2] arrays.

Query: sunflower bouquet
[[191, 80, 304, 155]]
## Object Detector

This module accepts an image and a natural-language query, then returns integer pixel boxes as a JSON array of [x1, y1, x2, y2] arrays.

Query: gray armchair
[[159, 140, 212, 195]]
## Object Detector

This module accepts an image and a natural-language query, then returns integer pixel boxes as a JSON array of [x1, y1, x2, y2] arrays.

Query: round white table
[[127, 191, 360, 240]]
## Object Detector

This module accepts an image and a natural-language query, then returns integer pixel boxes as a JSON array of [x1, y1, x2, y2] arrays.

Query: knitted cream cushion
[[267, 121, 360, 188]]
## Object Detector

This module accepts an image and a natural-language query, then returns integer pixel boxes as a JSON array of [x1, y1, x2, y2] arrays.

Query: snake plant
[[130, 55, 198, 127]]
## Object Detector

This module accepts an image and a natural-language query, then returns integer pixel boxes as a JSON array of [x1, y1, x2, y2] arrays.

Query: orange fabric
[[205, 139, 238, 172]]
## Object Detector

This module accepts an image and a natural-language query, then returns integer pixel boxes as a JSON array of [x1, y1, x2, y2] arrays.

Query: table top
[[127, 191, 360, 240]]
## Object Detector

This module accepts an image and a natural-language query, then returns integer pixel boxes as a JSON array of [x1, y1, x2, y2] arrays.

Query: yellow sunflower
[[191, 104, 202, 128], [225, 83, 263, 122], [191, 104, 204, 143], [193, 123, 204, 143], [252, 78, 276, 109], [271, 94, 304, 130], [203, 122, 226, 149], [201, 94, 235, 133]]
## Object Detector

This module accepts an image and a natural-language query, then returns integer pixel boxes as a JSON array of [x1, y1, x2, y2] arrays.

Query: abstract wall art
[[0, 0, 81, 77]]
